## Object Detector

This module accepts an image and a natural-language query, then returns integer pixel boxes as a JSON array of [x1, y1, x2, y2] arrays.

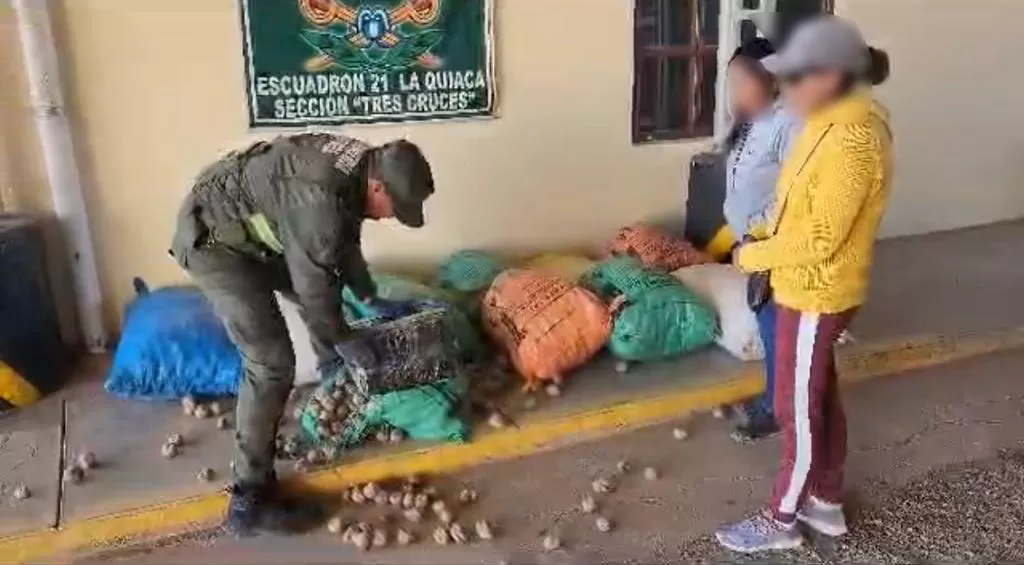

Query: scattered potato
[[672, 427, 689, 441], [643, 467, 660, 481], [193, 404, 212, 420], [63, 465, 85, 485], [581, 494, 597, 514], [457, 488, 478, 504], [388, 492, 403, 507], [209, 402, 223, 416], [167, 433, 184, 447], [449, 522, 468, 544], [595, 516, 613, 532], [77, 451, 98, 470], [161, 442, 179, 459], [12, 484, 30, 500], [326, 516, 344, 534], [403, 508, 423, 523], [542, 533, 561, 551], [197, 467, 215, 482], [351, 529, 371, 551], [217, 416, 232, 430], [396, 528, 414, 546], [475, 520, 494, 541], [614, 360, 630, 374], [544, 383, 561, 397], [432, 526, 450, 545], [616, 460, 631, 474], [372, 528, 388, 548], [487, 412, 506, 429], [388, 429, 405, 444], [591, 477, 614, 494], [362, 482, 380, 499]]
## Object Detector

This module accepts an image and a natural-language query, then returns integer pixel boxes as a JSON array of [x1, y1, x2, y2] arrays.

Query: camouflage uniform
[[171, 134, 410, 486]]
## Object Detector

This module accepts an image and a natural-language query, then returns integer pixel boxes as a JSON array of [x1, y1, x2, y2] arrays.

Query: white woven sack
[[672, 264, 764, 361], [275, 293, 321, 386]]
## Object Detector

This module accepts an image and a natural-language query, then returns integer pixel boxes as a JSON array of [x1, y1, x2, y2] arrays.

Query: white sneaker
[[797, 496, 848, 537]]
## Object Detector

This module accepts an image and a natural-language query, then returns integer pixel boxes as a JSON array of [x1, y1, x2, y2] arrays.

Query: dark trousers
[[175, 243, 334, 487], [770, 304, 856, 522], [748, 300, 778, 420]]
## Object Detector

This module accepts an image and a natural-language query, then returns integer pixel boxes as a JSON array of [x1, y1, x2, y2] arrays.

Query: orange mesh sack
[[483, 269, 611, 390], [606, 224, 712, 272]]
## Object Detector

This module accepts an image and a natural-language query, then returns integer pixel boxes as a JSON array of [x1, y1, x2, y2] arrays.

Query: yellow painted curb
[[3, 326, 1023, 564]]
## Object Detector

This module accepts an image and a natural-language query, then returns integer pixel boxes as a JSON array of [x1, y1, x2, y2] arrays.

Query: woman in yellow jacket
[[716, 16, 894, 553]]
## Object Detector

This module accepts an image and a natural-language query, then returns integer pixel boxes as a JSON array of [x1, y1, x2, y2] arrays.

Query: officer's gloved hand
[[333, 337, 375, 372]]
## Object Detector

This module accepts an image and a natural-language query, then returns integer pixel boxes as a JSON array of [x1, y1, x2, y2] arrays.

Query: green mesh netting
[[361, 377, 469, 443], [299, 366, 468, 454], [583, 257, 719, 362]]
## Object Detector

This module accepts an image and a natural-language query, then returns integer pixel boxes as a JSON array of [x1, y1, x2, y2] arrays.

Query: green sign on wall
[[240, 0, 495, 127]]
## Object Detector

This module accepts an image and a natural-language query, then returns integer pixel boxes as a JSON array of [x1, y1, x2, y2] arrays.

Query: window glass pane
[[635, 0, 659, 46], [695, 54, 717, 134], [664, 56, 690, 131], [742, 0, 760, 9], [636, 57, 658, 129], [700, 0, 721, 44], [658, 0, 692, 47]]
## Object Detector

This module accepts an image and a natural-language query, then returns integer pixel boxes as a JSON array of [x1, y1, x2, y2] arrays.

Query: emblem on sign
[[298, 0, 444, 72]]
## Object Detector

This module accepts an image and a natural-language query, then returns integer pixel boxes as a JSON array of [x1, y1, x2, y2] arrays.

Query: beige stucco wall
[[2, 0, 1024, 333]]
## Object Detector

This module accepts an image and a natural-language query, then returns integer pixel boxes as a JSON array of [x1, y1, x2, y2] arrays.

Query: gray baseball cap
[[761, 16, 870, 78]]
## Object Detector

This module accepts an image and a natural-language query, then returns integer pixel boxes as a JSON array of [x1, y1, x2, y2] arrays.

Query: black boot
[[729, 402, 781, 444], [224, 482, 326, 537], [730, 414, 781, 444], [224, 483, 267, 537]]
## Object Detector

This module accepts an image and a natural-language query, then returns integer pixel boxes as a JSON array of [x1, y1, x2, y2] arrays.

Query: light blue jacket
[[723, 104, 801, 237]]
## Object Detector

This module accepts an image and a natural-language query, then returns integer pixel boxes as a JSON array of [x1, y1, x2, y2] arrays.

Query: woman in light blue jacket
[[722, 38, 800, 443]]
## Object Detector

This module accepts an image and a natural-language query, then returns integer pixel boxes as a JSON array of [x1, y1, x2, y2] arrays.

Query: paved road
[[77, 350, 1024, 565]]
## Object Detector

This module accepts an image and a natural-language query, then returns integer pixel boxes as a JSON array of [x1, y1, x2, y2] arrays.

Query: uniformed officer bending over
[[171, 134, 434, 535]]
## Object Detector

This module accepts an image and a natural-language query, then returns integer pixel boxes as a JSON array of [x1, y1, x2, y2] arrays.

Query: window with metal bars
[[632, 0, 833, 144]]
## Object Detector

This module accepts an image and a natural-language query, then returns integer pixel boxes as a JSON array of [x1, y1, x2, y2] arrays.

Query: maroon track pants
[[770, 304, 857, 523]]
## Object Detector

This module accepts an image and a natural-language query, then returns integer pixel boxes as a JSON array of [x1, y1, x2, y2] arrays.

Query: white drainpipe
[[13, 0, 107, 352]]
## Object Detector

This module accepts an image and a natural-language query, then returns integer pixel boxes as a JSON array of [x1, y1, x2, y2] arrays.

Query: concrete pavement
[[73, 349, 1024, 564]]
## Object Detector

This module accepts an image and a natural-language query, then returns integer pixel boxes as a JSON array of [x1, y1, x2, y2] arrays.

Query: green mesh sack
[[342, 273, 485, 362], [435, 250, 504, 293], [299, 367, 469, 455], [361, 377, 469, 443], [583, 257, 719, 362]]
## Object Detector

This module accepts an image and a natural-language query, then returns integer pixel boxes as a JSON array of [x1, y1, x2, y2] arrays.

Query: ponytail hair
[[866, 46, 890, 86]]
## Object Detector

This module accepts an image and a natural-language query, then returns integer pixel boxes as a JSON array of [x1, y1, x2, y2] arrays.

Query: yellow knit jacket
[[736, 89, 894, 314]]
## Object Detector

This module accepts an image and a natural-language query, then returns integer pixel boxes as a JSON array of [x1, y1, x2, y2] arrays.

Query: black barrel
[[0, 214, 67, 409]]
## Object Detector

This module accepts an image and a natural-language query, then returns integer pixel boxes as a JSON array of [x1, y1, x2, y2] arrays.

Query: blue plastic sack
[[105, 280, 242, 400]]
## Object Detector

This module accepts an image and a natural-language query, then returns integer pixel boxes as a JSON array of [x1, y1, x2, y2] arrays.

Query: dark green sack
[[583, 257, 718, 362]]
